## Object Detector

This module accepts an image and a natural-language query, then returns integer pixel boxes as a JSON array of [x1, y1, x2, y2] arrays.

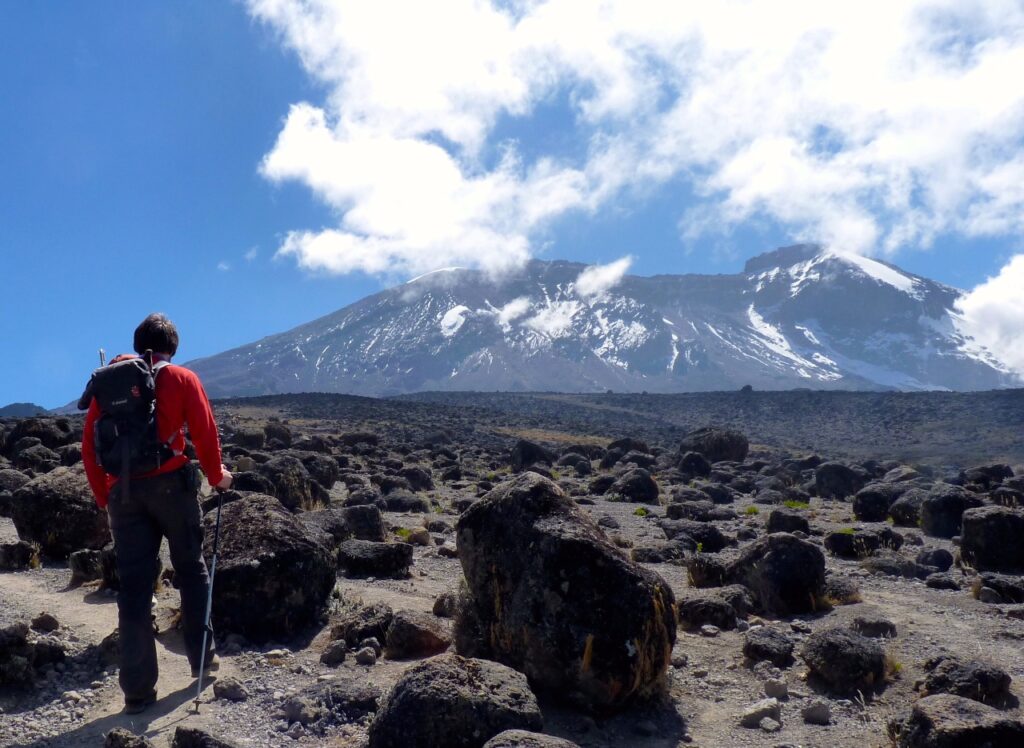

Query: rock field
[[2, 391, 1024, 747]]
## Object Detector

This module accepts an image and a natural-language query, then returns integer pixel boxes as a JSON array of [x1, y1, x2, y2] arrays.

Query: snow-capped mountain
[[187, 245, 1019, 396]]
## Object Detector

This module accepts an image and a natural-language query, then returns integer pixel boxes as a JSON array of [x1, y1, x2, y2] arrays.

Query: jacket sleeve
[[183, 372, 225, 487], [81, 399, 110, 508]]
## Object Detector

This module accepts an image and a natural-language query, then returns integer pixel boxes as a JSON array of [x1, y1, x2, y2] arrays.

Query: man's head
[[134, 313, 179, 357]]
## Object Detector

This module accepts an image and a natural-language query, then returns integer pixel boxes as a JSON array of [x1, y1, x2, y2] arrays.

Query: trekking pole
[[192, 488, 224, 714]]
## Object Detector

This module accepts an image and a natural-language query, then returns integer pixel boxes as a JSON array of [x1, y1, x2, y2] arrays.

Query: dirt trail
[[1, 569, 236, 747]]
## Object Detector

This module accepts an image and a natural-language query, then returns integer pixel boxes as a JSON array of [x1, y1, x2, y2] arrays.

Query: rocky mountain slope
[[188, 245, 1019, 397]]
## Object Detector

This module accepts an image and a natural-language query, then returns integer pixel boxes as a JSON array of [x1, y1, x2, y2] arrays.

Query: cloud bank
[[955, 254, 1024, 375], [250, 0, 1024, 279]]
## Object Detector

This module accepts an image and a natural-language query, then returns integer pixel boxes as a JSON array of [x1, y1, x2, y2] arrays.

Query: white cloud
[[217, 261, 231, 272], [244, 247, 259, 261], [955, 254, 1024, 376], [575, 256, 633, 298], [249, 0, 1024, 276], [523, 300, 579, 338], [495, 297, 532, 330]]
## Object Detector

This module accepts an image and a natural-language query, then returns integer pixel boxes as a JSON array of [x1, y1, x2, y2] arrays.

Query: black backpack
[[78, 351, 175, 494]]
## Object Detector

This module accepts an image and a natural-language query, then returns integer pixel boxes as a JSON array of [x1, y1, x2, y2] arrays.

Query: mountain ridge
[[187, 245, 1019, 397]]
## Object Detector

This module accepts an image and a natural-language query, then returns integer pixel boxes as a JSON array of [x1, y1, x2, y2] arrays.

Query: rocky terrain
[[2, 393, 1024, 748], [186, 245, 1021, 398]]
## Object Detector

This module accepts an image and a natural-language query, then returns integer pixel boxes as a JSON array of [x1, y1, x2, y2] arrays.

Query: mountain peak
[[743, 244, 823, 274]]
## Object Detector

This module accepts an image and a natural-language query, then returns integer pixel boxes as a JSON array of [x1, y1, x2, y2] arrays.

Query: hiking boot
[[123, 691, 157, 714], [191, 653, 220, 678]]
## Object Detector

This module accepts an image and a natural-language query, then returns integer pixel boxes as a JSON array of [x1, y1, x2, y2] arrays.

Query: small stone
[[31, 612, 60, 633], [213, 676, 250, 702], [319, 640, 347, 667], [802, 699, 831, 725], [759, 717, 782, 733], [408, 527, 432, 546], [355, 647, 377, 665], [61, 691, 83, 704], [700, 625, 720, 637], [282, 695, 321, 726], [977, 587, 1004, 604], [764, 678, 788, 699], [671, 653, 688, 668], [740, 698, 781, 728]]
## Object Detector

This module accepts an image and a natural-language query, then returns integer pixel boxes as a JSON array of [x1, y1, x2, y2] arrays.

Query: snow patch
[[827, 251, 919, 295]]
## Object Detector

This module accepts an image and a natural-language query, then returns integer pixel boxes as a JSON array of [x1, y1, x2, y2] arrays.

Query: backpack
[[78, 352, 176, 490]]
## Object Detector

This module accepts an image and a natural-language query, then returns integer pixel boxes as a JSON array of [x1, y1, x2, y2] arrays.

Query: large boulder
[[456, 473, 676, 712], [10, 466, 110, 559], [801, 627, 886, 694], [920, 654, 1013, 706], [960, 505, 1024, 572], [814, 462, 868, 499], [727, 533, 826, 616], [920, 483, 983, 538], [0, 468, 31, 518], [510, 440, 554, 472], [204, 494, 335, 643], [853, 483, 904, 522], [678, 427, 748, 464], [367, 654, 543, 748], [887, 694, 1024, 747], [4, 418, 75, 452], [338, 540, 413, 578], [890, 488, 928, 527], [607, 468, 660, 504], [256, 456, 325, 511]]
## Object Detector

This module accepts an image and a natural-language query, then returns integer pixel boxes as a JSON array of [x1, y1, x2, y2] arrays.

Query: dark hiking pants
[[107, 466, 212, 702]]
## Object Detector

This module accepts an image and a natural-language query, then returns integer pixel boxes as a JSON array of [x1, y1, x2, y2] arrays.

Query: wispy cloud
[[249, 0, 1024, 276], [575, 256, 633, 298], [956, 253, 1024, 376], [217, 261, 231, 272], [244, 247, 258, 262]]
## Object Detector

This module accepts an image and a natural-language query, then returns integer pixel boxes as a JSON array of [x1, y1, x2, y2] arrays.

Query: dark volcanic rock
[[338, 539, 413, 578], [331, 602, 394, 644], [607, 468, 660, 504], [204, 494, 335, 643], [853, 483, 904, 522], [105, 728, 157, 748], [344, 505, 387, 542], [456, 473, 676, 712], [385, 610, 451, 659], [887, 694, 1024, 747], [727, 533, 826, 616], [367, 654, 543, 748], [766, 507, 810, 534], [0, 539, 40, 571], [824, 526, 903, 559], [5, 417, 75, 451], [0, 622, 35, 688], [921, 655, 1013, 706], [920, 483, 983, 538], [743, 626, 795, 667], [678, 427, 749, 463], [256, 455, 325, 511], [889, 488, 928, 527], [802, 627, 886, 694], [960, 505, 1024, 572], [677, 451, 712, 477], [10, 466, 110, 559], [510, 439, 554, 472], [171, 726, 240, 748], [916, 547, 954, 572], [815, 462, 868, 499]]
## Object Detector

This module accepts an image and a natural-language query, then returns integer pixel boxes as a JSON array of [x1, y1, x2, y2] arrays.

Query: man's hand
[[215, 469, 233, 491]]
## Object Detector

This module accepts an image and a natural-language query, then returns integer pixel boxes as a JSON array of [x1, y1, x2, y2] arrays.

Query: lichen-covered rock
[[0, 539, 40, 571], [331, 602, 394, 644], [456, 473, 676, 712], [10, 466, 110, 559], [960, 505, 1024, 572], [853, 483, 904, 521], [367, 654, 543, 748], [743, 626, 795, 667], [204, 494, 335, 643], [256, 455, 325, 511], [727, 532, 826, 616], [887, 694, 1024, 747]]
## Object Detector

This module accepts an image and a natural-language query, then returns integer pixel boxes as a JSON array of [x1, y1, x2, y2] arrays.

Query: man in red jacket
[[82, 313, 232, 714]]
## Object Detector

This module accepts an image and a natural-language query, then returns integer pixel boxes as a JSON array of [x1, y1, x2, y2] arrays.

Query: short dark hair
[[134, 313, 179, 356]]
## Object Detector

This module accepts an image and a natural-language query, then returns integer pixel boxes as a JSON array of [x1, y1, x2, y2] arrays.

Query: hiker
[[79, 313, 232, 714]]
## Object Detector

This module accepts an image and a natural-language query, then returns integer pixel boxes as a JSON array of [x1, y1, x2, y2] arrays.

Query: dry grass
[[490, 426, 607, 446]]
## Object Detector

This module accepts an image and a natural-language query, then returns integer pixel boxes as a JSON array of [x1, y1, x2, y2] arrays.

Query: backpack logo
[[131, 385, 141, 398]]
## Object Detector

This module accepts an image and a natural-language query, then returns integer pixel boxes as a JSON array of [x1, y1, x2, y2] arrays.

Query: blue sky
[[2, 1, 1024, 407]]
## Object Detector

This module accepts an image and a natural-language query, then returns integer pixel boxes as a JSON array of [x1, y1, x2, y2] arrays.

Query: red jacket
[[82, 355, 225, 508]]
